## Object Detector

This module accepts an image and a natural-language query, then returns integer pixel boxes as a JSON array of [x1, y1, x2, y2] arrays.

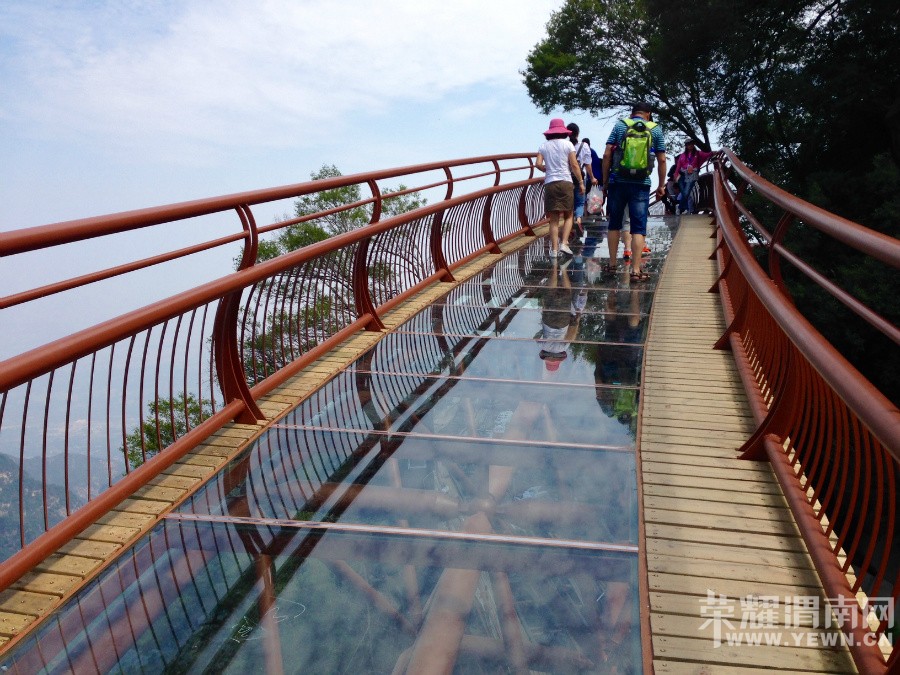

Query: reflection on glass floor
[[1, 218, 678, 674]]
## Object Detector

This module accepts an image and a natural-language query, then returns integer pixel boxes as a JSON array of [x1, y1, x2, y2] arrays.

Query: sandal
[[603, 263, 618, 277], [630, 268, 651, 281]]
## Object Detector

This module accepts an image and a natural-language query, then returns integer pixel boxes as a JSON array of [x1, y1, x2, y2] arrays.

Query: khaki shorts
[[544, 180, 574, 213]]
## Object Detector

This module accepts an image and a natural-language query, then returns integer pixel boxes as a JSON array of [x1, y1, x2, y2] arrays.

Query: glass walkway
[[2, 216, 679, 674]]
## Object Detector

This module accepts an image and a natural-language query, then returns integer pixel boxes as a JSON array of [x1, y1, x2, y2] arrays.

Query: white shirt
[[574, 141, 591, 169], [538, 138, 575, 184]]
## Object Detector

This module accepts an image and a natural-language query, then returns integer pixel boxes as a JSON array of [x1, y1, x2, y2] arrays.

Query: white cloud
[[2, 0, 561, 154]]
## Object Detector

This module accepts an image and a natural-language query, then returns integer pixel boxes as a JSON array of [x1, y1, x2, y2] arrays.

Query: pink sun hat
[[543, 118, 570, 136]]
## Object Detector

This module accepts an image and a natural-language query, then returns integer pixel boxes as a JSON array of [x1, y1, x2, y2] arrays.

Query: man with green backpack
[[601, 101, 667, 281]]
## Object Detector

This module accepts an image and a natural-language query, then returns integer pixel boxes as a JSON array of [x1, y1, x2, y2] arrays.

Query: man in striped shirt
[[601, 102, 667, 281]]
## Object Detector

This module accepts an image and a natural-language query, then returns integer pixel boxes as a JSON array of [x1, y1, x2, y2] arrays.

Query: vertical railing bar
[[183, 308, 197, 428], [153, 321, 168, 453], [245, 281, 265, 385], [824, 393, 852, 538], [138, 328, 154, 465], [121, 335, 138, 472], [86, 353, 96, 501], [105, 344, 115, 485], [201, 304, 215, 414], [842, 413, 872, 576], [64, 362, 78, 515], [811, 374, 836, 515], [867, 435, 893, 601], [851, 421, 884, 595], [18, 380, 33, 546], [41, 370, 55, 531], [169, 314, 184, 440]]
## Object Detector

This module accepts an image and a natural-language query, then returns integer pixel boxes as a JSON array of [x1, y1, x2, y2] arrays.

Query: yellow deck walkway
[[642, 216, 855, 673]]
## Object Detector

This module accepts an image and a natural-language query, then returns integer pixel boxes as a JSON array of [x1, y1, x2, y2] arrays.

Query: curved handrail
[[724, 149, 900, 267], [0, 154, 537, 256]]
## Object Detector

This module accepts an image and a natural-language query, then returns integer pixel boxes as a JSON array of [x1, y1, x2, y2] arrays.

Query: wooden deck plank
[[640, 452, 766, 471], [34, 554, 103, 578], [644, 507, 802, 538], [643, 483, 792, 508], [654, 660, 820, 674], [650, 591, 821, 625], [652, 636, 852, 673], [648, 555, 822, 588], [644, 494, 791, 521], [0, 613, 36, 639]]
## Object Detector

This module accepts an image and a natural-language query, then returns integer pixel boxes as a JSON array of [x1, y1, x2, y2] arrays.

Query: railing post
[[212, 294, 265, 423], [212, 204, 265, 424], [352, 237, 386, 331], [517, 185, 537, 237], [367, 179, 382, 224], [430, 210, 455, 283], [737, 343, 797, 460], [481, 194, 502, 255]]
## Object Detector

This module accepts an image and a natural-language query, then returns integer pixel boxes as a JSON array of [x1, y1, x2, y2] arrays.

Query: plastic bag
[[586, 185, 604, 215]]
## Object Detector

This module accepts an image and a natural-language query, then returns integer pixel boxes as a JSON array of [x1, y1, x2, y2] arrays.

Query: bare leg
[[560, 211, 575, 251], [606, 229, 620, 267], [548, 211, 561, 254], [630, 233, 646, 275], [623, 230, 632, 254]]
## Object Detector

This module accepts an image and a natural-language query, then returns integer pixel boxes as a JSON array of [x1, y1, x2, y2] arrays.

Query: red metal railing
[[0, 154, 545, 591], [711, 149, 900, 673]]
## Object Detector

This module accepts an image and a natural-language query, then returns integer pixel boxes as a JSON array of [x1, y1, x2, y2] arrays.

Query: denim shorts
[[573, 183, 586, 218], [607, 182, 650, 236]]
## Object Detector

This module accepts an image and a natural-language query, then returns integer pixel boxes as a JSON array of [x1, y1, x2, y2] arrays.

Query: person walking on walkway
[[536, 118, 586, 257], [601, 102, 666, 281], [566, 123, 598, 239], [673, 139, 715, 214]]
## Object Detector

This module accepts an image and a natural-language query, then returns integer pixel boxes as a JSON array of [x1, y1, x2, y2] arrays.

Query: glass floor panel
[[349, 333, 644, 387], [0, 217, 679, 673], [282, 373, 638, 448], [2, 520, 640, 674], [179, 429, 638, 544], [433, 286, 656, 314]]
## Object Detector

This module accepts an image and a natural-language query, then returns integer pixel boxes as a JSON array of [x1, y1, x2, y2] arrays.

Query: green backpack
[[613, 118, 658, 180]]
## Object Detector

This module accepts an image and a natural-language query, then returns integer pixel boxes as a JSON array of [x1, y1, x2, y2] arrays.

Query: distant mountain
[[0, 453, 70, 561], [22, 452, 114, 507]]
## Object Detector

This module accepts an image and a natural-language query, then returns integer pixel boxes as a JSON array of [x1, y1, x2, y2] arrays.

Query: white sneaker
[[559, 244, 573, 256], [548, 249, 558, 258]]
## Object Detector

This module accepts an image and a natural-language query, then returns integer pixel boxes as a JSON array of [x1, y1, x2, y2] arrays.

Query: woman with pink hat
[[536, 118, 585, 257]]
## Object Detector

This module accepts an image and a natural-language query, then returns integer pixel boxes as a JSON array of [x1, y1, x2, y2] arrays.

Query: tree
[[123, 393, 213, 469], [251, 164, 428, 262], [522, 0, 724, 149], [238, 164, 428, 384]]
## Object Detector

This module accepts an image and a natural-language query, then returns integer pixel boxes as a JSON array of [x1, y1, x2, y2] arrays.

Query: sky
[[1, 0, 630, 357], [0, 0, 619, 232]]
